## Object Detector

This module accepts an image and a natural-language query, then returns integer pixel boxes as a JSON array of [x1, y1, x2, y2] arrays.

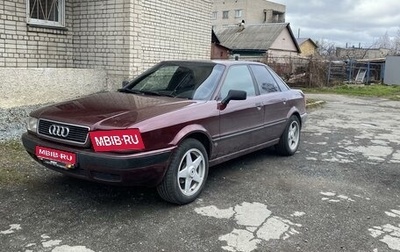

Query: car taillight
[[89, 129, 145, 152], [296, 89, 306, 107]]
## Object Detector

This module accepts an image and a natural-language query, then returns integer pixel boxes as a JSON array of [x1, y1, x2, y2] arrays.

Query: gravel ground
[[0, 104, 48, 143], [1, 94, 400, 252]]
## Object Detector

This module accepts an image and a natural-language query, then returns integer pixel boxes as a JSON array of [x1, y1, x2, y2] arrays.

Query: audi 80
[[21, 60, 307, 204]]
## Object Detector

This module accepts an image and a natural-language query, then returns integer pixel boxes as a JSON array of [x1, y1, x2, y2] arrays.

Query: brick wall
[[140, 0, 212, 70], [1, 0, 211, 73], [0, 0, 74, 68], [71, 0, 134, 89], [71, 0, 212, 88], [0, 0, 212, 106]]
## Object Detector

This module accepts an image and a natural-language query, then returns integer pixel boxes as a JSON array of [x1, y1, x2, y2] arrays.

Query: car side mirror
[[219, 90, 247, 110]]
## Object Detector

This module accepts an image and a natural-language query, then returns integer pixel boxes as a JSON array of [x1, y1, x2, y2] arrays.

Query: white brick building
[[0, 0, 212, 108]]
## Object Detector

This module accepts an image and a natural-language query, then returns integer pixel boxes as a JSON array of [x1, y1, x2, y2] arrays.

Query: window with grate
[[27, 0, 65, 27], [222, 11, 229, 19]]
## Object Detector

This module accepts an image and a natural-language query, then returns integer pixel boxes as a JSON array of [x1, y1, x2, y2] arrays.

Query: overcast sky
[[272, 0, 400, 48]]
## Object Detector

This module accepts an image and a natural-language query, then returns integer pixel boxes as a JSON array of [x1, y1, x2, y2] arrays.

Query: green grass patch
[[306, 98, 318, 104], [0, 140, 32, 185], [303, 84, 400, 100]]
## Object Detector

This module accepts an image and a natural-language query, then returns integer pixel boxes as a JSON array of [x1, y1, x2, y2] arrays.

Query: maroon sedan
[[21, 60, 307, 204]]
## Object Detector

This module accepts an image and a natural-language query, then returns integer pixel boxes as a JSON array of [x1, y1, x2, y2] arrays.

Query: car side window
[[266, 66, 290, 91], [219, 65, 256, 98], [249, 65, 280, 94]]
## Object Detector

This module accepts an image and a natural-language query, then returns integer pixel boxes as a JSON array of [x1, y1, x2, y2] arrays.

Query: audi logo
[[48, 124, 70, 138]]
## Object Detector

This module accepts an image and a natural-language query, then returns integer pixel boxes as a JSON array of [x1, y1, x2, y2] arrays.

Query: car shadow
[[21, 146, 280, 209], [208, 146, 278, 176]]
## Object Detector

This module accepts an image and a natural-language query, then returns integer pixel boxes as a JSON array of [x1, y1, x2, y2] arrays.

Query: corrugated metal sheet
[[216, 23, 288, 51], [384, 56, 400, 85]]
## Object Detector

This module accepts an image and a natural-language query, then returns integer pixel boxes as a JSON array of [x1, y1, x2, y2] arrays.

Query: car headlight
[[26, 117, 38, 133]]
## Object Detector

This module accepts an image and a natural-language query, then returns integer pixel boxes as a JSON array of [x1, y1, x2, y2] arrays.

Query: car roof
[[160, 60, 267, 67], [211, 60, 266, 67]]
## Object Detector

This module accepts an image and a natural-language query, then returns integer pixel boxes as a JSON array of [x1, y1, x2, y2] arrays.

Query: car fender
[[286, 106, 302, 126], [169, 124, 213, 154]]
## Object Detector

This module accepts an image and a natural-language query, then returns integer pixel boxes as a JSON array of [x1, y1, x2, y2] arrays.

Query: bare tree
[[315, 39, 337, 59], [375, 31, 393, 50], [394, 28, 400, 55]]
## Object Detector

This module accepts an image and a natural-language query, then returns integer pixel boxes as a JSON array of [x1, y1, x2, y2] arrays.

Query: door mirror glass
[[221, 89, 247, 105]]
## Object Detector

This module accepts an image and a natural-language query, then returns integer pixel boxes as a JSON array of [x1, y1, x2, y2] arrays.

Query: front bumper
[[21, 133, 174, 187]]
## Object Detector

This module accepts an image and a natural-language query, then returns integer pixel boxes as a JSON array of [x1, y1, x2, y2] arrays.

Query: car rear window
[[249, 65, 280, 94], [266, 66, 290, 91]]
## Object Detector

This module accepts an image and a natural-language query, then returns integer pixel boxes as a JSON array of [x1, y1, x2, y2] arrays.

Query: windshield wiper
[[119, 88, 177, 98], [118, 89, 167, 96], [140, 90, 163, 96], [118, 88, 142, 94]]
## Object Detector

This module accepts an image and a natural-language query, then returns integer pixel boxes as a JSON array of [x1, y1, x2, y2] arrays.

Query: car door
[[217, 65, 266, 158], [249, 65, 291, 141]]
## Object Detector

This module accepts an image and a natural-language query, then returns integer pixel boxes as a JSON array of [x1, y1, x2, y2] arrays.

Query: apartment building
[[211, 0, 285, 31], [0, 0, 211, 108]]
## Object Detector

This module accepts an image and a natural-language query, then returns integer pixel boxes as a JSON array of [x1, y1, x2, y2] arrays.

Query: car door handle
[[255, 102, 263, 110], [281, 98, 287, 105]]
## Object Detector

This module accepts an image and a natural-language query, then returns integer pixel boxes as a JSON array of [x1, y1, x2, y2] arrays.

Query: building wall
[[0, 0, 74, 68], [212, 0, 285, 31], [336, 47, 390, 59], [299, 40, 317, 57], [0, 0, 212, 107], [140, 0, 212, 70], [71, 0, 137, 90], [267, 50, 298, 59], [267, 28, 299, 63], [0, 0, 94, 108], [270, 28, 298, 52], [0, 68, 107, 108], [72, 0, 212, 88], [211, 44, 229, 59]]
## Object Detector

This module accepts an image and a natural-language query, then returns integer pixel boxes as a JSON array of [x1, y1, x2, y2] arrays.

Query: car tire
[[157, 138, 209, 205], [276, 115, 301, 156]]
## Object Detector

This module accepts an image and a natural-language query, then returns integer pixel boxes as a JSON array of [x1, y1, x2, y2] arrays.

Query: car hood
[[31, 92, 200, 130]]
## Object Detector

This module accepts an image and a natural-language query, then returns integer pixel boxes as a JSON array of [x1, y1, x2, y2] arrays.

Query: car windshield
[[120, 62, 225, 100]]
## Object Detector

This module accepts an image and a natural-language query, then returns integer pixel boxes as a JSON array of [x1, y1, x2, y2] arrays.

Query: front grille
[[38, 119, 89, 145]]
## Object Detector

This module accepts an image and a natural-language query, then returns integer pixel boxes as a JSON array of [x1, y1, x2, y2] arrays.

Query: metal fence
[[262, 56, 385, 88]]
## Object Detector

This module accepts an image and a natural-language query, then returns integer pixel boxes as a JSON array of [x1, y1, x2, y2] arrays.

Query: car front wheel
[[276, 115, 301, 156], [157, 138, 208, 205]]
